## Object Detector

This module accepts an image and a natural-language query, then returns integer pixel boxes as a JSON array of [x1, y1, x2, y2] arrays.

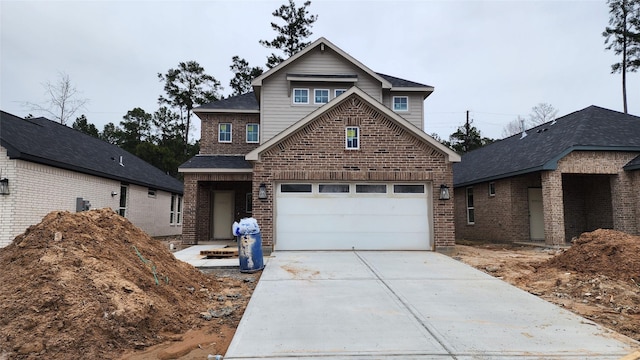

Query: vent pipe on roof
[[519, 118, 527, 139], [119, 156, 124, 167]]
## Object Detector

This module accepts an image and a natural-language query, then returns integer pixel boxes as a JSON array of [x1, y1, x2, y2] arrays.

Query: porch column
[[541, 170, 565, 245], [611, 172, 638, 235], [182, 174, 197, 245]]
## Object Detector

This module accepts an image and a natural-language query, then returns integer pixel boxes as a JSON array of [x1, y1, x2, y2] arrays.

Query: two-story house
[[179, 38, 460, 253]]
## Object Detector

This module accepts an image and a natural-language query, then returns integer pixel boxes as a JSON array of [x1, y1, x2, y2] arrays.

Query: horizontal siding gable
[[260, 46, 384, 142]]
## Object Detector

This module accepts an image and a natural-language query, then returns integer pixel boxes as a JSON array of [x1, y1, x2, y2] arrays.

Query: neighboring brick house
[[453, 106, 640, 245], [0, 111, 184, 247], [179, 37, 461, 253]]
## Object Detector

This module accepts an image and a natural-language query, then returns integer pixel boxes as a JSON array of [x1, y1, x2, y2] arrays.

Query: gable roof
[[178, 155, 252, 173], [624, 154, 640, 171], [245, 87, 460, 163], [194, 92, 259, 113], [0, 111, 183, 193], [453, 106, 640, 187], [251, 37, 393, 90]]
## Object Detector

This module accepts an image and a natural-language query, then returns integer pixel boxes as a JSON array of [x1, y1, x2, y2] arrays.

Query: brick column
[[611, 172, 638, 234], [181, 175, 197, 245], [541, 170, 565, 245]]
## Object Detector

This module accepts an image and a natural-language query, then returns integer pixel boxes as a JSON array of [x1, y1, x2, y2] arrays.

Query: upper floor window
[[335, 89, 346, 97], [393, 96, 409, 112], [219, 123, 232, 143], [314, 89, 329, 104], [346, 126, 359, 150], [293, 88, 309, 104], [246, 124, 259, 143]]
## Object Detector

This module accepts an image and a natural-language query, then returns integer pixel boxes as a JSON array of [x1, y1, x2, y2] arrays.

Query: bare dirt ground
[[452, 229, 640, 343], [1, 209, 638, 359]]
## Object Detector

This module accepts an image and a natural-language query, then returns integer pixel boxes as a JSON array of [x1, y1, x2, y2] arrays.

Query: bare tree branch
[[25, 72, 89, 125]]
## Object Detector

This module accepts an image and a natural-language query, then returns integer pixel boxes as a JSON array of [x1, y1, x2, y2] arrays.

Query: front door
[[528, 188, 545, 241], [212, 191, 234, 240]]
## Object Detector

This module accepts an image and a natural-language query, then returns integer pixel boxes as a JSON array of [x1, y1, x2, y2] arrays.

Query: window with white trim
[[218, 123, 232, 143], [314, 89, 329, 104], [170, 194, 183, 225], [346, 126, 359, 150], [466, 187, 475, 224], [246, 124, 259, 143], [293, 88, 309, 104], [118, 184, 128, 217], [393, 96, 409, 112], [335, 89, 346, 97], [489, 182, 496, 197]]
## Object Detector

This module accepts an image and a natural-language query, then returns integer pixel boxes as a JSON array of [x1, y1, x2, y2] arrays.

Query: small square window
[[489, 182, 496, 196], [314, 89, 329, 104], [219, 123, 232, 143], [393, 96, 409, 112], [293, 88, 309, 104], [335, 89, 346, 97], [246, 124, 259, 143], [346, 126, 359, 150]]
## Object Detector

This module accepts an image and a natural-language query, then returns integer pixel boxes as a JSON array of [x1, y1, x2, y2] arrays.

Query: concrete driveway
[[224, 251, 639, 359]]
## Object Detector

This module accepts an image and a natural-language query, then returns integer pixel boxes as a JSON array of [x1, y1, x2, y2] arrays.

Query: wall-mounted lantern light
[[111, 191, 118, 197], [0, 178, 9, 195], [258, 183, 267, 200], [439, 184, 450, 200]]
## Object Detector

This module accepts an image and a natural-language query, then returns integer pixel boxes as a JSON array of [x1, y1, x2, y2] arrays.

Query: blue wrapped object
[[232, 217, 260, 236], [238, 232, 264, 273]]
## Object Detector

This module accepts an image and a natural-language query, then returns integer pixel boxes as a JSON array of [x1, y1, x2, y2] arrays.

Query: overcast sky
[[1, 0, 638, 141]]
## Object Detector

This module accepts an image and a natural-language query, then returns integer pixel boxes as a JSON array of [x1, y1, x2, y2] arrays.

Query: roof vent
[[519, 118, 527, 139], [119, 156, 124, 167]]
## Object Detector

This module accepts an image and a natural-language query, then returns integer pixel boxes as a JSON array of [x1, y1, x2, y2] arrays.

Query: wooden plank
[[200, 248, 238, 258]]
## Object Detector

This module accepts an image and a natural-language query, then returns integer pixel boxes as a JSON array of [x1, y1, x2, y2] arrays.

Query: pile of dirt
[[0, 209, 237, 359], [544, 229, 640, 282]]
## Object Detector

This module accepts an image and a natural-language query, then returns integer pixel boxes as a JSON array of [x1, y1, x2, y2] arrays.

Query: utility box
[[76, 197, 91, 212]]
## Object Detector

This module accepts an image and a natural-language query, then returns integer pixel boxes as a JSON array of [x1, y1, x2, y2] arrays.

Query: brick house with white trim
[[453, 106, 640, 245], [0, 111, 184, 247], [179, 37, 460, 253]]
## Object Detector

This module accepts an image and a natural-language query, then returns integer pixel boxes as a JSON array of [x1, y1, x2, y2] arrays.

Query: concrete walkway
[[225, 251, 639, 360]]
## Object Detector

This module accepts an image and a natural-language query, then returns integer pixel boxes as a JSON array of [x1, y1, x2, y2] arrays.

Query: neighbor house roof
[[624, 154, 640, 171], [453, 106, 640, 187], [178, 155, 252, 173], [246, 87, 461, 163], [0, 111, 183, 194]]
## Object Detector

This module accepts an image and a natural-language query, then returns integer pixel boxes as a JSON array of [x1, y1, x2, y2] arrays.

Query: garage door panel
[[275, 183, 432, 251]]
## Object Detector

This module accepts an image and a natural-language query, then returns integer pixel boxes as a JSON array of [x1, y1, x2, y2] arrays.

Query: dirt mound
[[0, 209, 225, 359], [544, 229, 640, 282]]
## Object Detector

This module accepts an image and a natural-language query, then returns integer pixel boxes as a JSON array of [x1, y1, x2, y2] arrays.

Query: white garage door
[[275, 182, 432, 250]]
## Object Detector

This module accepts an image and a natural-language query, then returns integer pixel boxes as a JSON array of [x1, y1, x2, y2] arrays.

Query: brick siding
[[252, 95, 455, 251], [199, 113, 260, 155]]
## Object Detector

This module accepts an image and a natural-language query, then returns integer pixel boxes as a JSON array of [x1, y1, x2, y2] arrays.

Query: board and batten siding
[[382, 92, 425, 130], [0, 149, 181, 247], [260, 46, 384, 142]]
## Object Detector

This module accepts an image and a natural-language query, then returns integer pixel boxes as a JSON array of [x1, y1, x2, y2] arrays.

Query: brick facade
[[199, 113, 260, 155], [252, 95, 455, 251], [454, 150, 640, 245]]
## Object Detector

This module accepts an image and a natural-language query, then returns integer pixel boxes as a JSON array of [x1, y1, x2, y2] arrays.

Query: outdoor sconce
[[111, 191, 118, 197], [258, 183, 267, 200], [439, 184, 450, 200], [0, 178, 8, 195]]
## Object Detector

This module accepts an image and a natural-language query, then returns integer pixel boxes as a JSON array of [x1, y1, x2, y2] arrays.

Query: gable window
[[219, 123, 232, 143], [314, 89, 329, 104], [246, 124, 259, 143], [293, 88, 309, 104], [346, 126, 359, 150], [393, 96, 409, 112], [466, 187, 475, 224], [170, 194, 182, 225], [335, 89, 346, 97], [489, 182, 496, 197]]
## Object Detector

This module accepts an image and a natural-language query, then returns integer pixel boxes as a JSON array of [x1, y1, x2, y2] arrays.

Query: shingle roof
[[0, 111, 183, 193], [179, 155, 252, 170], [453, 106, 640, 187], [195, 92, 259, 111], [376, 73, 433, 88]]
